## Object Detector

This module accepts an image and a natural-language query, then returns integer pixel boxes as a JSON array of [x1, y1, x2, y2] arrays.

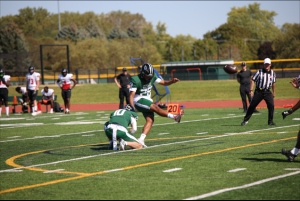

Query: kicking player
[[104, 104, 142, 150], [37, 86, 55, 114], [26, 66, 41, 116], [57, 68, 77, 114], [0, 68, 10, 118], [129, 63, 184, 148], [282, 75, 300, 162]]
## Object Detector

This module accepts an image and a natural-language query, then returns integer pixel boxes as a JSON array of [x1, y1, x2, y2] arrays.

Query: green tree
[[273, 23, 300, 60], [257, 42, 276, 60], [86, 19, 106, 39], [107, 25, 129, 40], [204, 22, 251, 42], [55, 22, 89, 44], [14, 7, 52, 37], [0, 21, 31, 73], [193, 39, 218, 60], [227, 2, 280, 41]]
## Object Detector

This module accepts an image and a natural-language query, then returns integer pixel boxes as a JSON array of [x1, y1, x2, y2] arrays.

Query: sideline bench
[[7, 95, 58, 113]]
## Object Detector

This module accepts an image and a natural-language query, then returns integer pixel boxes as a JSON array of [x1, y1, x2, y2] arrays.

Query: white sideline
[[1, 124, 299, 173], [183, 171, 300, 200]]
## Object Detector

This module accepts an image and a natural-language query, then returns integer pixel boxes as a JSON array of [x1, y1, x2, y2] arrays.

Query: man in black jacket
[[114, 68, 131, 109]]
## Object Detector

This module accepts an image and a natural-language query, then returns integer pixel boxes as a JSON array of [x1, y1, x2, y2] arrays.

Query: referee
[[241, 58, 276, 126], [237, 62, 259, 113], [114, 67, 131, 109]]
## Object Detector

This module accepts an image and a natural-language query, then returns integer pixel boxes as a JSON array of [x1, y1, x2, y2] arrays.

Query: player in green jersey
[[104, 104, 142, 150], [129, 63, 184, 147]]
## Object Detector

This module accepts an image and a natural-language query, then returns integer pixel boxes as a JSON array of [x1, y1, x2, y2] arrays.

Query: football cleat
[[31, 111, 38, 116], [241, 121, 248, 126], [268, 122, 276, 126], [282, 109, 293, 120], [282, 148, 297, 162], [175, 110, 184, 123], [119, 139, 126, 150], [49, 111, 54, 114], [37, 111, 42, 115]]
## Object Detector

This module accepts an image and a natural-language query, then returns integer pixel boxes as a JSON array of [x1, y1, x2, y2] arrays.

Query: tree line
[[0, 2, 299, 73]]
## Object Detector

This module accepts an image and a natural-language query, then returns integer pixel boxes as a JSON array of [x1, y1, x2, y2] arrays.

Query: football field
[[0, 108, 299, 200]]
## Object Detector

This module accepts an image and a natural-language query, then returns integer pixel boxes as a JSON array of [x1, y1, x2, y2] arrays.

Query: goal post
[[40, 44, 70, 85]]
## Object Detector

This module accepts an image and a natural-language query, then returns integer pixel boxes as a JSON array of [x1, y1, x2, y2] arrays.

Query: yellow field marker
[[1, 136, 296, 194]]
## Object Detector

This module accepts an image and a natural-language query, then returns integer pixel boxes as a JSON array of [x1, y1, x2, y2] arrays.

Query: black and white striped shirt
[[252, 69, 276, 90]]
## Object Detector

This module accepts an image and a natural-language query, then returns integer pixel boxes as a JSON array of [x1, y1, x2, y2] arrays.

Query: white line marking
[[201, 114, 209, 116], [0, 123, 43, 127], [277, 132, 287, 134], [292, 118, 300, 120], [76, 117, 85, 119], [0, 130, 104, 143], [227, 168, 246, 172], [158, 133, 170, 135], [0, 169, 23, 173], [183, 171, 300, 200], [163, 168, 182, 173], [228, 114, 235, 115], [43, 169, 65, 173], [51, 118, 60, 120], [0, 118, 25, 121], [103, 169, 123, 173], [1, 124, 299, 173], [7, 136, 21, 138], [197, 132, 208, 135], [285, 168, 300, 171], [82, 134, 95, 136]]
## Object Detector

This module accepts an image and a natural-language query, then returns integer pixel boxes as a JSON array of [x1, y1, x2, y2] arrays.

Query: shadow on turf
[[90, 144, 110, 151], [241, 157, 300, 163]]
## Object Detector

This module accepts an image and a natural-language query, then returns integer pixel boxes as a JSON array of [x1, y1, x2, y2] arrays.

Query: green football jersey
[[108, 109, 138, 129], [130, 74, 160, 97]]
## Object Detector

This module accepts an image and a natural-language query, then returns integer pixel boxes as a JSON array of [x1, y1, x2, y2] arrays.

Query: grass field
[[0, 107, 299, 200], [7, 78, 299, 104]]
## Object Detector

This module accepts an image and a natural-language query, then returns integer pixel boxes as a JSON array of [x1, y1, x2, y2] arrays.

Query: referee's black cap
[[241, 62, 246, 66], [122, 67, 127, 71]]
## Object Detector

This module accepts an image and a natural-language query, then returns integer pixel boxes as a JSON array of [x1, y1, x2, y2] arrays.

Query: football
[[223, 65, 237, 74]]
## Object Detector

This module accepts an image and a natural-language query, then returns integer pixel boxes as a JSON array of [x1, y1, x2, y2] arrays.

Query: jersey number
[[113, 109, 125, 116], [30, 79, 34, 85], [140, 87, 151, 96]]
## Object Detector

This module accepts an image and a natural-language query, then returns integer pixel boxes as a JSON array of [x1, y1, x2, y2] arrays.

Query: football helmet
[[28, 66, 35, 74], [61, 68, 68, 77], [140, 63, 154, 83]]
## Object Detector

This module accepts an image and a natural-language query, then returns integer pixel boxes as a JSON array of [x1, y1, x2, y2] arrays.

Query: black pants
[[240, 84, 251, 111], [244, 90, 274, 123], [119, 88, 130, 109]]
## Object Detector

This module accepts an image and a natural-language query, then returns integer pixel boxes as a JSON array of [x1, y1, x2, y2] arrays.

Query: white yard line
[[183, 171, 300, 200], [197, 132, 208, 135], [1, 124, 299, 173], [158, 133, 170, 135], [43, 169, 65, 173], [227, 168, 246, 172], [163, 168, 182, 173], [0, 130, 104, 143]]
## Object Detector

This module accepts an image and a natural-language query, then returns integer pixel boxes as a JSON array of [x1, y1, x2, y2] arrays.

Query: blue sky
[[0, 1, 299, 39]]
